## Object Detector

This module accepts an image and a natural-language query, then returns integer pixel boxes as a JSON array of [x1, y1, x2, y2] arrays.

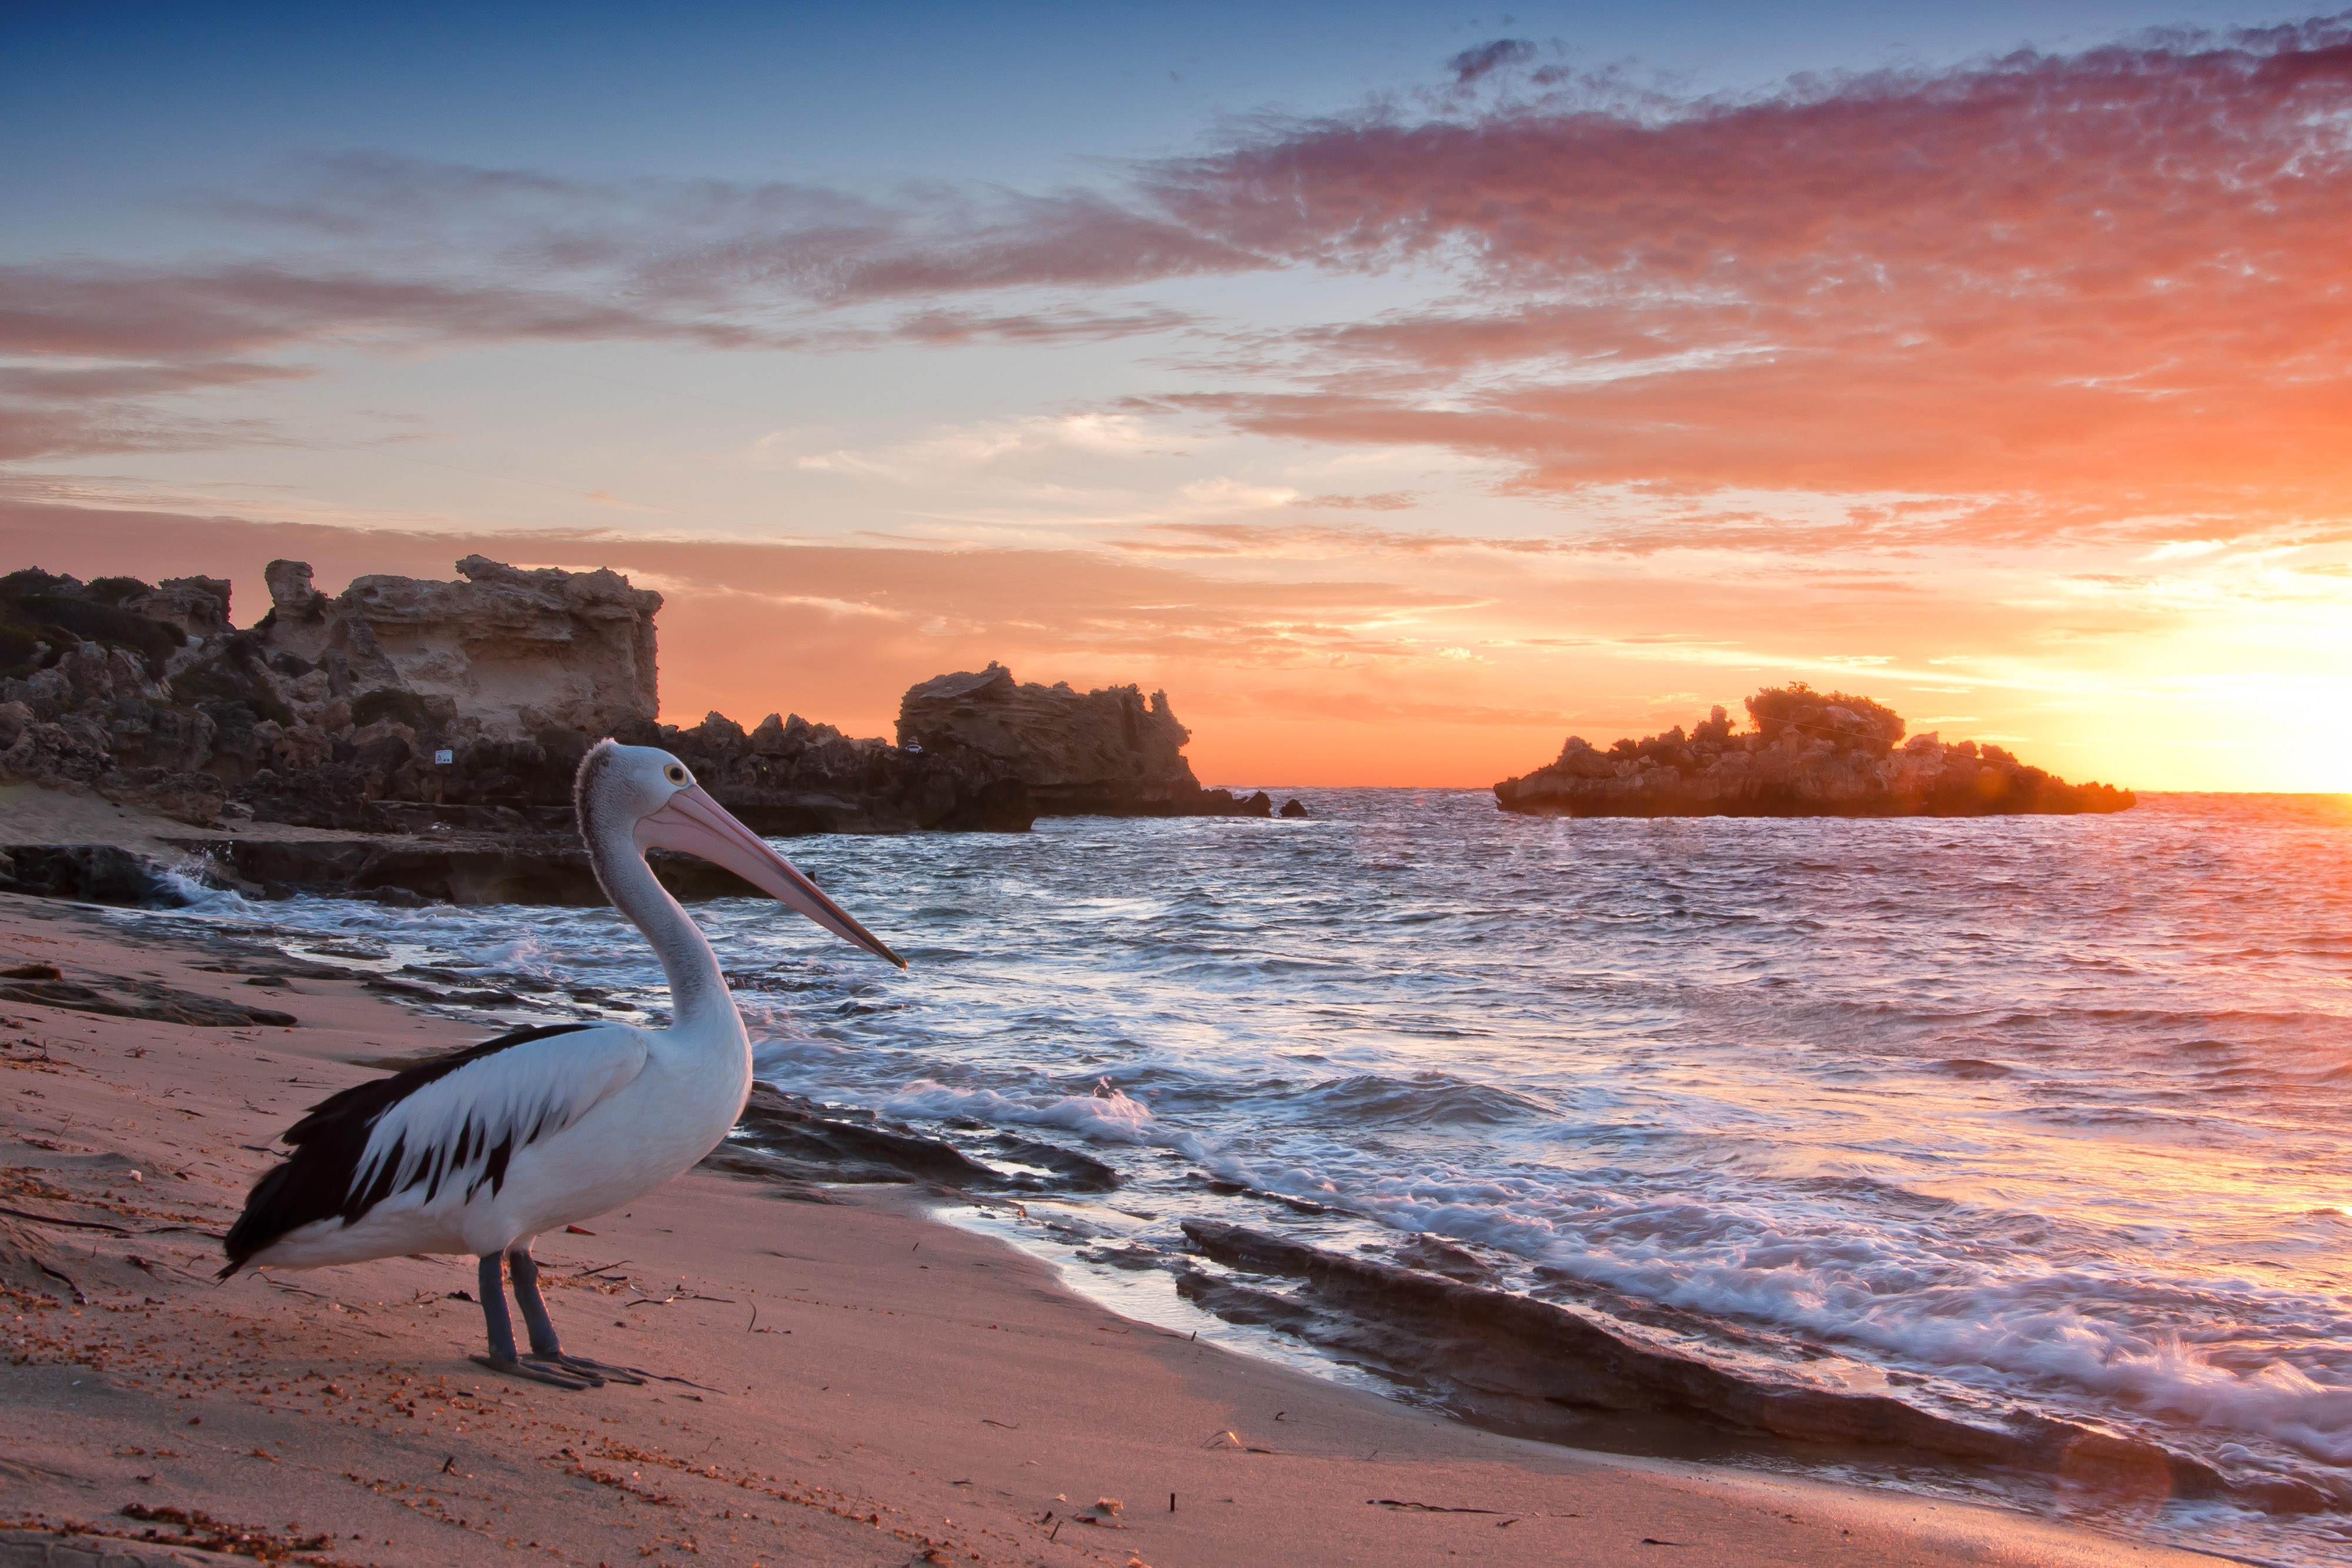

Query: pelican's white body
[[248, 1014, 753, 1269], [225, 741, 900, 1286]]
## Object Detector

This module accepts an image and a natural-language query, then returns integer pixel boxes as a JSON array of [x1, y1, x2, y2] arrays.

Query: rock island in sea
[[1495, 684, 2135, 818]]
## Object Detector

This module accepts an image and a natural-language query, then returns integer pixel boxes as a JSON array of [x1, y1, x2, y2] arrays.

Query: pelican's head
[[575, 740, 905, 968]]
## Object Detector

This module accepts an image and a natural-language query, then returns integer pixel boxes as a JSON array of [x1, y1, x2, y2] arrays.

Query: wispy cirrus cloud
[[0, 159, 1234, 460]]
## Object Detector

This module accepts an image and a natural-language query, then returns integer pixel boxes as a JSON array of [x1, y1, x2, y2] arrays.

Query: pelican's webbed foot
[[505, 1245, 649, 1385], [472, 1352, 602, 1390], [524, 1352, 647, 1386]]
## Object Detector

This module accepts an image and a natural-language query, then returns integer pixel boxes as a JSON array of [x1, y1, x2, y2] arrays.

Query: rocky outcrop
[[1496, 686, 2135, 818], [634, 708, 1035, 835], [177, 833, 764, 907], [897, 663, 1271, 818], [1, 557, 664, 830], [255, 554, 660, 740], [2, 563, 1263, 852], [626, 668, 1274, 834]]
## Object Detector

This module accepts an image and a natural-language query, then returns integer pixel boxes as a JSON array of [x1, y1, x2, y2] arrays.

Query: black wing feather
[[219, 1021, 597, 1275]]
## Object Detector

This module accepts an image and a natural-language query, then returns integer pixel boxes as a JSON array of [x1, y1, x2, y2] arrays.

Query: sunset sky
[[5, 2, 2349, 791]]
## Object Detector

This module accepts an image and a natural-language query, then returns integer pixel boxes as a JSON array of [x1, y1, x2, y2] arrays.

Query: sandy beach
[[0, 889, 2230, 1568]]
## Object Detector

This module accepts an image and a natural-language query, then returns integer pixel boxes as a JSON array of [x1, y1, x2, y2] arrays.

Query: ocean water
[[144, 791, 2352, 1563]]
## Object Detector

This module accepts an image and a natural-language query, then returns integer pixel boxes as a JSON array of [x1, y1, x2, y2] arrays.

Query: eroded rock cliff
[[1495, 686, 2135, 818], [0, 564, 1262, 844], [897, 663, 1268, 818], [255, 555, 660, 740], [2, 557, 669, 832]]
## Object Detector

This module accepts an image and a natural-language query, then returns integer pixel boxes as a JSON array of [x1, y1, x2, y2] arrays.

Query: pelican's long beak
[[636, 785, 906, 968]]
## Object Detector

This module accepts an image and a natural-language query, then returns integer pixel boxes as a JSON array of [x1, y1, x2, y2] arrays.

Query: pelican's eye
[[663, 764, 689, 785]]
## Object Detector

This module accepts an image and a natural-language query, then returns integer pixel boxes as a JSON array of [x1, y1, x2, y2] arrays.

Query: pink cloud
[[1290, 491, 1419, 511], [1130, 17, 2352, 534], [14, 20, 2352, 547]]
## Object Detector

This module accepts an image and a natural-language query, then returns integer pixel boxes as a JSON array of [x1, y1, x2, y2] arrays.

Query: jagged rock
[[0, 972, 297, 1026], [0, 843, 185, 905], [178, 834, 764, 906], [637, 708, 1034, 835], [101, 767, 228, 828], [123, 574, 232, 636], [1496, 687, 2135, 818], [0, 567, 188, 681], [2, 560, 1255, 861], [1279, 797, 1308, 818], [1, 713, 111, 785], [264, 557, 325, 620], [259, 554, 660, 740], [898, 663, 1185, 813], [897, 663, 1268, 818]]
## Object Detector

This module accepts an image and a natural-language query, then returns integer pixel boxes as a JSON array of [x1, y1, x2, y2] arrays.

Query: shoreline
[[0, 889, 2236, 1567], [5, 785, 2344, 918]]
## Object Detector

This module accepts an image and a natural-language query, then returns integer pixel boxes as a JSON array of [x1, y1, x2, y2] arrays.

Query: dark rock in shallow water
[[1496, 686, 2134, 819], [1279, 797, 1308, 818], [721, 1088, 1004, 1187], [0, 972, 295, 1027], [1172, 1219, 2336, 1511], [0, 843, 185, 906], [709, 1086, 1121, 1195], [164, 834, 760, 907]]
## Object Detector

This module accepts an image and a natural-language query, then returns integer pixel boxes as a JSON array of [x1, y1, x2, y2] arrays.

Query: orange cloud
[[8, 23, 2352, 791], [1135, 18, 2352, 534]]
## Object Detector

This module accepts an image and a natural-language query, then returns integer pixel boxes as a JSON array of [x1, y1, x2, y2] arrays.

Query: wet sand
[[0, 891, 2224, 1567]]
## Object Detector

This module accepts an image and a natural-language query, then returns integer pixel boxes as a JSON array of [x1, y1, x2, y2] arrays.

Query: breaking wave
[[148, 789, 2352, 1564]]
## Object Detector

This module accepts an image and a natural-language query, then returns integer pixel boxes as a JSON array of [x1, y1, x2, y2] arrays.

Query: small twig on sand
[[36, 1262, 86, 1304], [0, 1204, 129, 1234], [646, 1369, 724, 1392]]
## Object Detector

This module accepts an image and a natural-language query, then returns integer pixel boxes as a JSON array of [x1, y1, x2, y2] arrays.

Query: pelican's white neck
[[586, 808, 736, 1033]]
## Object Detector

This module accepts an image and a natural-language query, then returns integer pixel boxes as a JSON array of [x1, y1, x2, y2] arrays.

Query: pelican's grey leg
[[469, 1252, 597, 1389], [509, 1246, 562, 1355], [512, 1243, 644, 1385]]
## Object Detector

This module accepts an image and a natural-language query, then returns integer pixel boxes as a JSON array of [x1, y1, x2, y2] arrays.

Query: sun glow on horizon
[[6, 10, 2352, 794]]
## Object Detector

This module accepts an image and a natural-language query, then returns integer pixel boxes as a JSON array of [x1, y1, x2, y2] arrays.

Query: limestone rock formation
[[256, 553, 660, 740], [1, 558, 661, 829], [632, 708, 1035, 835], [1495, 686, 2135, 818], [897, 663, 1269, 818], [1, 562, 1258, 850]]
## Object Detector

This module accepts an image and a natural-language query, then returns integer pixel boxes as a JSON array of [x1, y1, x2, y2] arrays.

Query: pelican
[[220, 741, 903, 1389]]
